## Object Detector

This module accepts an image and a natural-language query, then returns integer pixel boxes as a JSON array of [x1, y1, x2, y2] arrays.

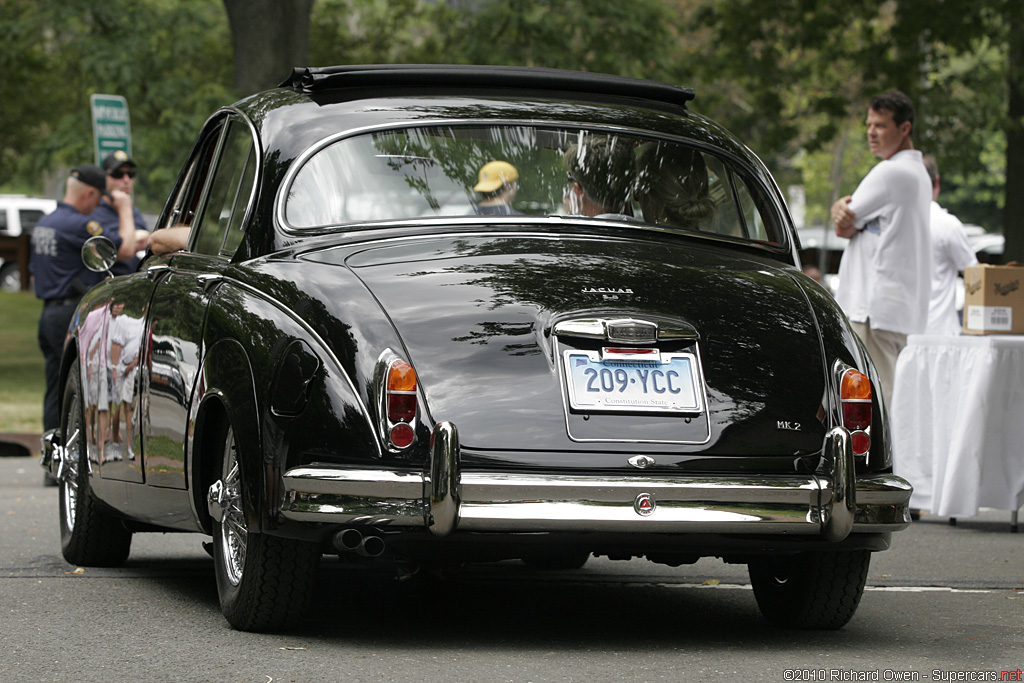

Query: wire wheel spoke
[[218, 427, 247, 586], [62, 407, 82, 530]]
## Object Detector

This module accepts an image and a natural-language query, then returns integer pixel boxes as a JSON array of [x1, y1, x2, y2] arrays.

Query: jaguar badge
[[606, 319, 658, 344], [634, 492, 656, 516]]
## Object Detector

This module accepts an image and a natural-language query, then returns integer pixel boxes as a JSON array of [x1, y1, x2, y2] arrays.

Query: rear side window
[[161, 115, 257, 258], [193, 120, 257, 257]]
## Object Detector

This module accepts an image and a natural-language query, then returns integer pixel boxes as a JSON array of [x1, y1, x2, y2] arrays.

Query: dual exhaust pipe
[[332, 528, 386, 558]]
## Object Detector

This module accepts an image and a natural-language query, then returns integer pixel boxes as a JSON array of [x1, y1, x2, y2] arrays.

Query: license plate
[[563, 349, 703, 413]]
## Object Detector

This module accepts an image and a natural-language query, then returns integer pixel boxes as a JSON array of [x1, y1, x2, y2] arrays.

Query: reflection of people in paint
[[80, 303, 111, 463], [108, 301, 145, 460]]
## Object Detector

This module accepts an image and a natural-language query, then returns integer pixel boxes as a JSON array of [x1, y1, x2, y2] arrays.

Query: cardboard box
[[963, 264, 1024, 335]]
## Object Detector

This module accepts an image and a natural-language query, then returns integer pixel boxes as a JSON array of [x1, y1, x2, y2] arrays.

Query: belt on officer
[[44, 296, 81, 307]]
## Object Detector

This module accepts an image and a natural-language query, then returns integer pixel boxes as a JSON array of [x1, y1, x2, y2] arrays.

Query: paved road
[[1, 454, 1021, 682]]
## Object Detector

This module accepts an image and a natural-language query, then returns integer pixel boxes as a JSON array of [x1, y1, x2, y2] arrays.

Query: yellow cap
[[473, 160, 519, 193]]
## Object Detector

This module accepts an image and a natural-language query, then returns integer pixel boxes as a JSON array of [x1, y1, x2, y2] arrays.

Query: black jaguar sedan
[[43, 65, 911, 632]]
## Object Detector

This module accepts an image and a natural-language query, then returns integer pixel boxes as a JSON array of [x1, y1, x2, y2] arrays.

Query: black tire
[[748, 550, 870, 630], [522, 550, 591, 570], [59, 360, 132, 567], [211, 422, 320, 632]]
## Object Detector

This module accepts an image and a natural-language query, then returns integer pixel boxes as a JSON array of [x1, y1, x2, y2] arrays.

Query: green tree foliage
[[1, 0, 1016, 252], [0, 0, 233, 211], [309, 0, 675, 79], [310, 0, 458, 65], [443, 0, 676, 79], [695, 0, 1019, 253]]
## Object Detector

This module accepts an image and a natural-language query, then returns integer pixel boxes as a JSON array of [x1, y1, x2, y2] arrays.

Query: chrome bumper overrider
[[40, 429, 62, 477], [280, 424, 912, 541]]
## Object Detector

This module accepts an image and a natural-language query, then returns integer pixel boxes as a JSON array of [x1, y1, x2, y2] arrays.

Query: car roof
[[229, 65, 766, 177], [280, 64, 697, 108]]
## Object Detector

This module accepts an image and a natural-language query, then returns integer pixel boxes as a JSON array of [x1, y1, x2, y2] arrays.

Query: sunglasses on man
[[110, 169, 137, 179]]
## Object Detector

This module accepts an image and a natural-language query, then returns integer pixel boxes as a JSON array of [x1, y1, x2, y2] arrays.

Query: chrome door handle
[[146, 264, 170, 280]]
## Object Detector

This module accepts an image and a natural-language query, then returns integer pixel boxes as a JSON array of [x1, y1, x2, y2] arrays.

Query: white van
[[0, 195, 57, 291]]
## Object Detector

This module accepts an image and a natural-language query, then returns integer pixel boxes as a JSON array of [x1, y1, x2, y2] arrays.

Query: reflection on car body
[[42, 65, 912, 632]]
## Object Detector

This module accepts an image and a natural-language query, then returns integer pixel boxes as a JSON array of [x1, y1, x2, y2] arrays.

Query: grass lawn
[[0, 291, 44, 434]]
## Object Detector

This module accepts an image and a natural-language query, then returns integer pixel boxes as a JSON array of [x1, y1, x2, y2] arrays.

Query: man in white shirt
[[830, 90, 932, 403], [922, 156, 978, 336]]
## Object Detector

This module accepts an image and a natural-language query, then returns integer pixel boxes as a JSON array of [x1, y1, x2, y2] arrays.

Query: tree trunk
[[223, 0, 314, 97], [1004, 0, 1024, 263]]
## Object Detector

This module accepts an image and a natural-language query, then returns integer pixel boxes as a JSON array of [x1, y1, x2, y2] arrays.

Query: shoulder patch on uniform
[[87, 221, 103, 236]]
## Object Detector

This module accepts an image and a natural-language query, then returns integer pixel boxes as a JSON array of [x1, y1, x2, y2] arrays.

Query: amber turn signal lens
[[841, 369, 872, 400], [387, 360, 416, 392]]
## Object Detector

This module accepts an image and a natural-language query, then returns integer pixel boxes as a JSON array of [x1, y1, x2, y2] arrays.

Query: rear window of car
[[284, 125, 785, 246]]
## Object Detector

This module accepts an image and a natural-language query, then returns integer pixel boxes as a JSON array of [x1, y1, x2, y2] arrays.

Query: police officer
[[31, 164, 139, 433], [93, 150, 150, 275]]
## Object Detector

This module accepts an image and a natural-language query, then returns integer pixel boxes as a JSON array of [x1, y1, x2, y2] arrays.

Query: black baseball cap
[[102, 150, 137, 173], [69, 164, 107, 192]]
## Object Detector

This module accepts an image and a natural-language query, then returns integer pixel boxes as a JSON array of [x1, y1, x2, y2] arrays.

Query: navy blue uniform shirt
[[91, 199, 147, 276], [30, 201, 125, 300]]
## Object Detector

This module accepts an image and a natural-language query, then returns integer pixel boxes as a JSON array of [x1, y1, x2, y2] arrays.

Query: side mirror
[[82, 236, 117, 274]]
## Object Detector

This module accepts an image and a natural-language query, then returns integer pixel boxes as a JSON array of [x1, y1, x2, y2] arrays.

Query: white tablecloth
[[891, 334, 1024, 518]]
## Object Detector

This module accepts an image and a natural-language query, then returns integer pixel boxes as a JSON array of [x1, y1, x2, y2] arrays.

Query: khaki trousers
[[849, 320, 907, 406]]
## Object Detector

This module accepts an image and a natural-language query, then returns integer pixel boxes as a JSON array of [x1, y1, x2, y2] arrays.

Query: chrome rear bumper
[[278, 423, 912, 541]]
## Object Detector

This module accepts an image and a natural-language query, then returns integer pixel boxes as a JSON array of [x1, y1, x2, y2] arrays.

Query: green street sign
[[90, 94, 131, 165]]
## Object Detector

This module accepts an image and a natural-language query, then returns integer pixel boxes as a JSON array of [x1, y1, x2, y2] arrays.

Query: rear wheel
[[748, 550, 870, 630], [59, 360, 132, 566], [211, 422, 320, 632]]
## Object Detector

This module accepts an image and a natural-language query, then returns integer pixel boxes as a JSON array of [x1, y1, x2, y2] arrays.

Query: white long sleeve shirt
[[924, 201, 977, 335]]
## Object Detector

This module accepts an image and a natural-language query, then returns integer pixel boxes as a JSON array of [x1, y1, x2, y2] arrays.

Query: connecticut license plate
[[562, 349, 703, 413]]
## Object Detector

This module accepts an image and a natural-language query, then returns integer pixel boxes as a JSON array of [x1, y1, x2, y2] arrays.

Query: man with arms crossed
[[831, 90, 932, 403]]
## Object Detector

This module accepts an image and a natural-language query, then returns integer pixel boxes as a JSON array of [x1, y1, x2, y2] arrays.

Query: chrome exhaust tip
[[358, 535, 386, 558], [333, 528, 363, 553]]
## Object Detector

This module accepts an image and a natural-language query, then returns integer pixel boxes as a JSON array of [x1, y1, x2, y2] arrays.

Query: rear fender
[[189, 338, 261, 535], [193, 282, 381, 535]]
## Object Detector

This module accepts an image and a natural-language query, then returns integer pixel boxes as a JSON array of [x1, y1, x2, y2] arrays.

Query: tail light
[[384, 357, 417, 450], [839, 366, 872, 456]]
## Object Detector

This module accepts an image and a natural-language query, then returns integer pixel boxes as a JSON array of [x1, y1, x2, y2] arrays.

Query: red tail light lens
[[388, 394, 416, 422], [387, 360, 417, 423], [840, 367, 872, 432], [850, 430, 872, 455], [389, 423, 415, 448]]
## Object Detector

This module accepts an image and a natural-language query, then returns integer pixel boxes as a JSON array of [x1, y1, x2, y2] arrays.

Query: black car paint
[[57, 83, 884, 546]]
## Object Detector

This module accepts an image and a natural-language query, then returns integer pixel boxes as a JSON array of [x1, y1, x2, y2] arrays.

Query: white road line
[[660, 583, 1000, 593]]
